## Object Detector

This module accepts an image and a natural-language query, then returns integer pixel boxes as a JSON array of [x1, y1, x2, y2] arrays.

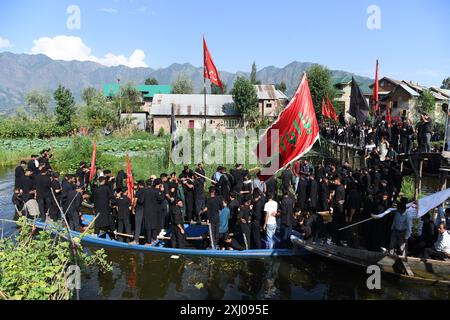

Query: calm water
[[0, 166, 448, 300]]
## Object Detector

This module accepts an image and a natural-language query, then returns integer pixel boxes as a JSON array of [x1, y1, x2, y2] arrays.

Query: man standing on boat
[[170, 198, 185, 249], [142, 179, 165, 245], [202, 187, 223, 249], [279, 191, 295, 248], [389, 202, 411, 257], [94, 176, 115, 236]]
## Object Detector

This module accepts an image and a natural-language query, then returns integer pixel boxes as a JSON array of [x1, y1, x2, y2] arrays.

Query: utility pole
[[117, 78, 121, 130]]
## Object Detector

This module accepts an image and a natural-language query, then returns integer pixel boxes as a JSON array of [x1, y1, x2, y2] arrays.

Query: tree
[[172, 73, 194, 94], [250, 61, 258, 84], [82, 87, 97, 106], [25, 90, 50, 117], [418, 89, 436, 116], [231, 76, 259, 127], [441, 77, 450, 90], [275, 82, 287, 94], [211, 82, 227, 95], [81, 92, 117, 129], [117, 83, 143, 113], [54, 85, 76, 128], [145, 77, 159, 85], [306, 64, 337, 118]]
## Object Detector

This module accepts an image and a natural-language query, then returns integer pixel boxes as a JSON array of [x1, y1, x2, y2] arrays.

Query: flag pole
[[203, 35, 207, 132]]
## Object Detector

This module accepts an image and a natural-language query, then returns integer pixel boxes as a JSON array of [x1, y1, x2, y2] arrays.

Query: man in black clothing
[[49, 172, 62, 221], [279, 191, 295, 248], [331, 177, 346, 245], [170, 199, 185, 249], [94, 177, 114, 235], [35, 168, 51, 221], [181, 174, 195, 223], [193, 174, 205, 222], [265, 176, 277, 200], [15, 161, 26, 188], [131, 180, 146, 244], [307, 175, 318, 212], [27, 155, 39, 175], [318, 177, 330, 212], [112, 189, 132, 242], [238, 198, 252, 250], [142, 179, 165, 244], [296, 175, 308, 211], [251, 190, 265, 249], [38, 149, 52, 171], [202, 188, 223, 248], [228, 193, 240, 233], [195, 163, 206, 184], [230, 164, 248, 194], [18, 169, 34, 203], [279, 166, 292, 194], [66, 186, 83, 232]]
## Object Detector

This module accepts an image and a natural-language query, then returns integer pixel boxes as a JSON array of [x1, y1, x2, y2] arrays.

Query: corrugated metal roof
[[254, 85, 288, 100], [397, 83, 420, 97], [151, 94, 240, 116]]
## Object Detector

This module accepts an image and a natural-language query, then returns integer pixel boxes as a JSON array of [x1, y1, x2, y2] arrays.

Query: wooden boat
[[31, 215, 309, 259], [291, 234, 450, 286]]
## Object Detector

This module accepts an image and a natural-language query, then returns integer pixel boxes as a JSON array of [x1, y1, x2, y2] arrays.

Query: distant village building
[[333, 75, 371, 121], [103, 84, 172, 112], [150, 94, 241, 134], [120, 112, 148, 131], [254, 85, 288, 119], [368, 78, 449, 120]]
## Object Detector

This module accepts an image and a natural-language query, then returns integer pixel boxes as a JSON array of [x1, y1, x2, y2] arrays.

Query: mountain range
[[0, 52, 373, 114]]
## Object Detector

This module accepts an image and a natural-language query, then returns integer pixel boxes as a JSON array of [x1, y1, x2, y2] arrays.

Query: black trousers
[[145, 228, 160, 243], [117, 218, 132, 242], [134, 207, 144, 243], [48, 200, 60, 221], [331, 205, 345, 244], [210, 222, 220, 247], [37, 197, 51, 220], [240, 223, 251, 250], [251, 222, 261, 249], [68, 211, 80, 232], [194, 198, 205, 221], [171, 225, 185, 249]]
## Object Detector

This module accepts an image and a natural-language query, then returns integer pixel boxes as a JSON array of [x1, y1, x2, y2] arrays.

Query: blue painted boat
[[33, 216, 309, 259]]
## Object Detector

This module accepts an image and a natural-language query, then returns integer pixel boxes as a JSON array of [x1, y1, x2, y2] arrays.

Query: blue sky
[[0, 0, 449, 86]]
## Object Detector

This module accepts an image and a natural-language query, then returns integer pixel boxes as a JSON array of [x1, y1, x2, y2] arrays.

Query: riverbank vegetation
[[0, 217, 111, 300]]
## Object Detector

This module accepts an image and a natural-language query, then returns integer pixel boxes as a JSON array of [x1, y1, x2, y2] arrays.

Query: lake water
[[0, 166, 448, 300]]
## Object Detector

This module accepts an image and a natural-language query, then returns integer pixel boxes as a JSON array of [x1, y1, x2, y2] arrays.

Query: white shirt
[[264, 200, 278, 225], [434, 231, 450, 255]]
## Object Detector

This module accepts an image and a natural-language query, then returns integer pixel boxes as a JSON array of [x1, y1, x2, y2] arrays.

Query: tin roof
[[395, 83, 420, 97], [151, 94, 240, 117], [254, 85, 288, 100]]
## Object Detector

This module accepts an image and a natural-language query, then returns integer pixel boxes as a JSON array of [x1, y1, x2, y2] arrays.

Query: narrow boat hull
[[291, 235, 450, 286], [32, 220, 309, 259]]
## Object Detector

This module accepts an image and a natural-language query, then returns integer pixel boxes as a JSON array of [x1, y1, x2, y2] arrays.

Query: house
[[120, 112, 149, 130], [150, 94, 241, 134], [333, 75, 371, 121], [103, 84, 172, 112], [254, 85, 288, 119]]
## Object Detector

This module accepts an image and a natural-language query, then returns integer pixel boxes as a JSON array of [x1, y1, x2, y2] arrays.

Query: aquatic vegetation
[[0, 217, 111, 300]]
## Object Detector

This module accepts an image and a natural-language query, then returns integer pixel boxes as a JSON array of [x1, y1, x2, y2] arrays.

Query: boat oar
[[338, 217, 374, 231], [193, 171, 217, 184], [80, 213, 100, 237]]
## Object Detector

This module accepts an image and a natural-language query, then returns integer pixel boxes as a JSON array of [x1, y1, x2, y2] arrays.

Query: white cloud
[[30, 35, 148, 68], [135, 7, 147, 12], [100, 7, 118, 13], [0, 37, 13, 49]]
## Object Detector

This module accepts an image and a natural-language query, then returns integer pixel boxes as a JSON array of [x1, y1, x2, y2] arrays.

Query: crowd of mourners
[[322, 112, 443, 159], [11, 145, 450, 259]]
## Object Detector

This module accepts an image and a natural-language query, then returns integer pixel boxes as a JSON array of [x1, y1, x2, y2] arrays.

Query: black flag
[[170, 104, 178, 150], [349, 76, 369, 124]]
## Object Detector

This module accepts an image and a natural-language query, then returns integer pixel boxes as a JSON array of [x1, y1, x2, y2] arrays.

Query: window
[[266, 103, 272, 109], [224, 119, 238, 128], [176, 120, 182, 128]]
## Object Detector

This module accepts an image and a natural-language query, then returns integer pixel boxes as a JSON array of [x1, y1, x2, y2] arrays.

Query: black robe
[[94, 184, 113, 228], [142, 187, 164, 231]]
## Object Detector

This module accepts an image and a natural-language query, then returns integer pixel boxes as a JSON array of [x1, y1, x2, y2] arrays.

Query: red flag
[[386, 100, 392, 127], [327, 95, 338, 121], [373, 59, 379, 114], [322, 98, 330, 119], [203, 36, 224, 92], [126, 154, 134, 203], [256, 74, 319, 181], [88, 140, 97, 182]]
